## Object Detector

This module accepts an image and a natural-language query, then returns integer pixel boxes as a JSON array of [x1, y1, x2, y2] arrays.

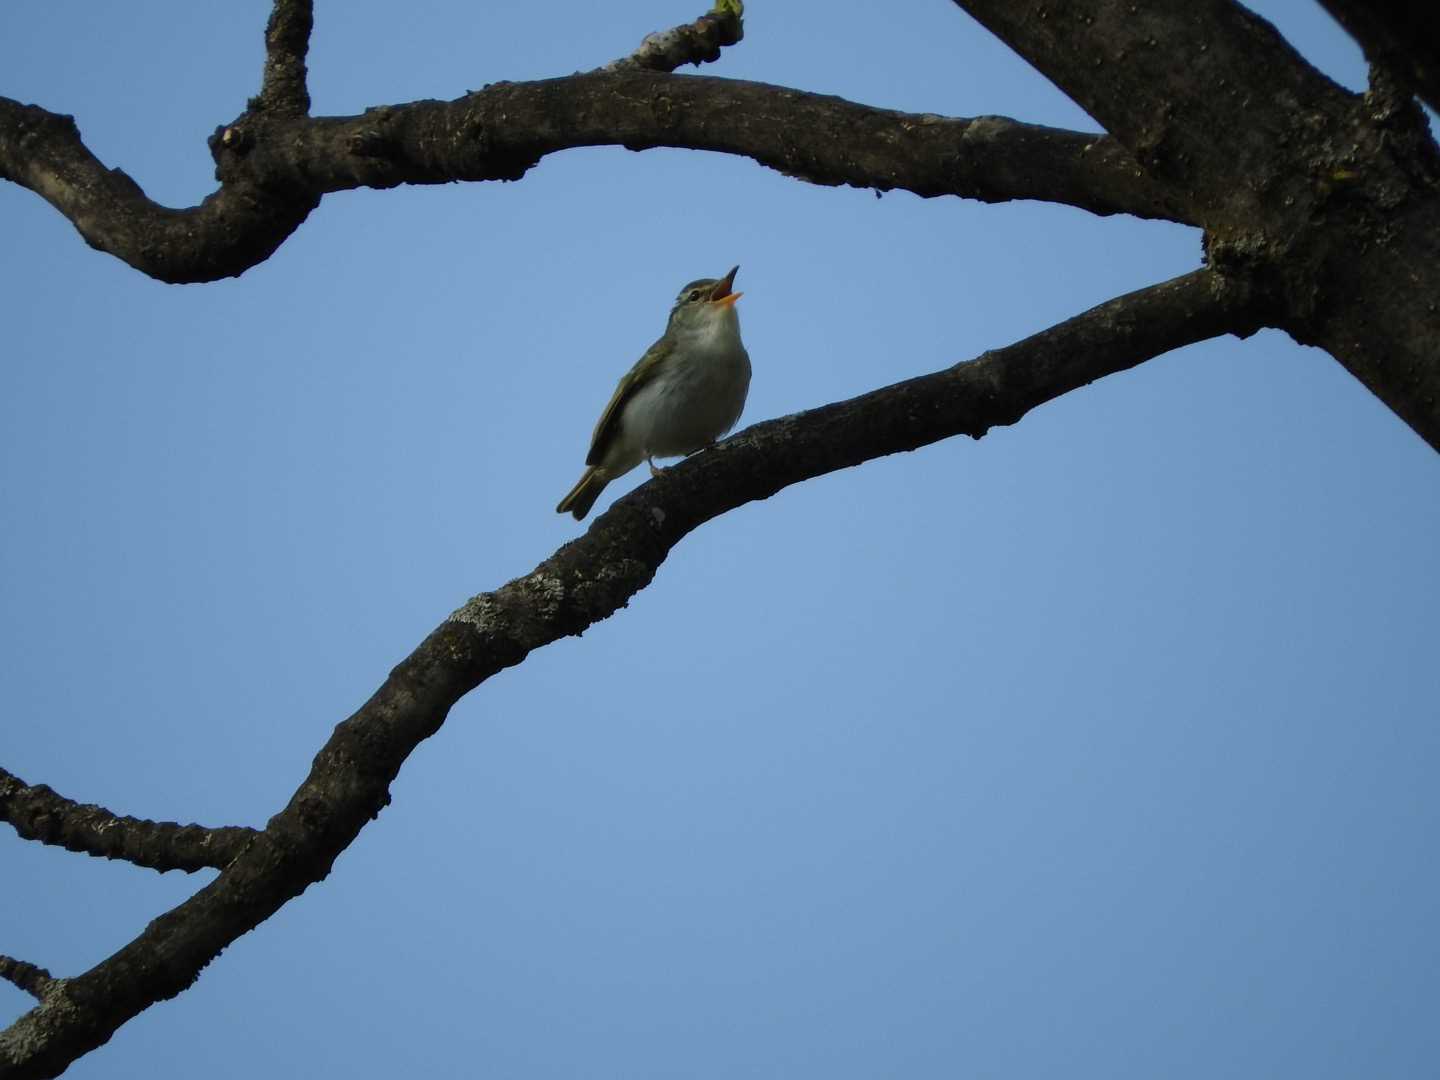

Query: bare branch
[[0, 265, 1265, 1077], [0, 98, 317, 283], [601, 1, 744, 73], [950, 0, 1355, 223], [258, 0, 314, 116], [0, 958, 56, 1003], [1319, 0, 1440, 117], [0, 74, 1184, 284], [0, 766, 256, 874], [950, 0, 1440, 453]]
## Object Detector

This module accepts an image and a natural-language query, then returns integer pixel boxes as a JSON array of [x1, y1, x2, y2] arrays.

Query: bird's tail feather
[[556, 467, 608, 520]]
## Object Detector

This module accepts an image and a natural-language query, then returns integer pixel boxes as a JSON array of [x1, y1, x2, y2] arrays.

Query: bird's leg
[[651, 441, 719, 477]]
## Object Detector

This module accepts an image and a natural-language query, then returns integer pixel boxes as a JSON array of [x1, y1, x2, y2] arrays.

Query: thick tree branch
[[951, 0, 1440, 451], [0, 266, 1265, 1078], [0, 766, 256, 874], [951, 0, 1356, 222], [0, 74, 1185, 284], [602, 0, 744, 73], [257, 0, 314, 116], [0, 99, 316, 283], [1318, 0, 1440, 117], [0, 959, 55, 1003]]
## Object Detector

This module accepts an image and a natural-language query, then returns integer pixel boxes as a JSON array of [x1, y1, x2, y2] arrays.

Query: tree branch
[[0, 766, 256, 874], [257, 0, 314, 116], [0, 958, 56, 1003], [0, 98, 317, 283], [0, 73, 1185, 284], [0, 265, 1266, 1078], [601, 0, 744, 73], [1318, 0, 1440, 117], [950, 0, 1355, 223], [950, 0, 1440, 452]]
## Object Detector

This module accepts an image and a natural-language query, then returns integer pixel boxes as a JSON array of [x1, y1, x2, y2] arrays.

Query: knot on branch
[[212, 124, 255, 158]]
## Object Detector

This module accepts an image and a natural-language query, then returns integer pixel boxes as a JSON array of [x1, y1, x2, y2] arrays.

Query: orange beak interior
[[709, 266, 741, 306]]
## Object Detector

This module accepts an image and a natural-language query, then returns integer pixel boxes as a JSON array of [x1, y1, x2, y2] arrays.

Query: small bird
[[556, 266, 752, 520]]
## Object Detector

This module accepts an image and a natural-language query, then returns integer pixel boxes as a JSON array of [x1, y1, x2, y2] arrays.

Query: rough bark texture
[[0, 78, 1183, 286], [257, 0, 314, 116], [602, 5, 746, 72], [954, 0, 1440, 450], [0, 960, 54, 1004], [0, 768, 255, 874]]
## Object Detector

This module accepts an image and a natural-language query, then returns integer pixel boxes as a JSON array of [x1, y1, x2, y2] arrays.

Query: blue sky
[[2, 2, 1437, 1077]]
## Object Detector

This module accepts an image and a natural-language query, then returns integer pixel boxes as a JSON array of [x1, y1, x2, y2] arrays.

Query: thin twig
[[601, 1, 744, 72], [0, 956, 56, 1001], [0, 766, 257, 874]]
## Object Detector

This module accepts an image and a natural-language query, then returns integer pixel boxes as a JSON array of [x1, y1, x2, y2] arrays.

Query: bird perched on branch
[[556, 266, 751, 520]]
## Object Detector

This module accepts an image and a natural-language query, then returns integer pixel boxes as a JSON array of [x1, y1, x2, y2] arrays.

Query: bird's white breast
[[625, 309, 751, 459]]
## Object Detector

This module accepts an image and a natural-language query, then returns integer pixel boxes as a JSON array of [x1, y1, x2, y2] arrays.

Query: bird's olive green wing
[[584, 336, 672, 467]]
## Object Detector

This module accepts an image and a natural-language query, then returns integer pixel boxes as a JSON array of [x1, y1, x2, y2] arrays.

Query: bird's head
[[667, 265, 742, 332]]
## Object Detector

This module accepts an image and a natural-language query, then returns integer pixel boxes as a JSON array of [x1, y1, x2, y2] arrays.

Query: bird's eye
[[687, 290, 701, 302]]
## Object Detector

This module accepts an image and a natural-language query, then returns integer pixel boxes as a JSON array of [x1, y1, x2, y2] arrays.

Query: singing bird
[[556, 266, 751, 520]]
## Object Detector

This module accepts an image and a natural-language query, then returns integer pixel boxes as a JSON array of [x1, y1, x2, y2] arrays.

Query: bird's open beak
[[709, 265, 742, 307]]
